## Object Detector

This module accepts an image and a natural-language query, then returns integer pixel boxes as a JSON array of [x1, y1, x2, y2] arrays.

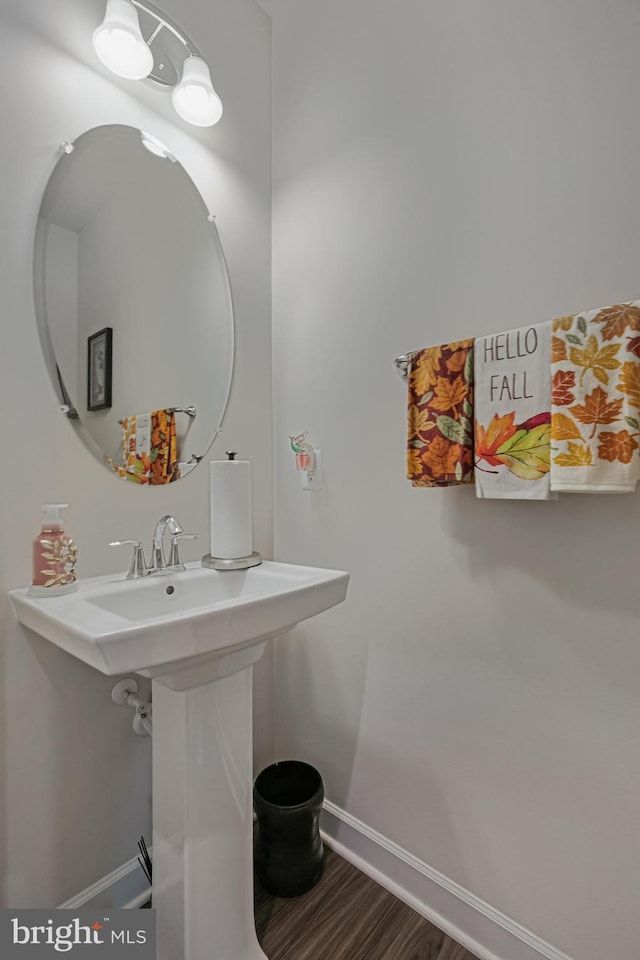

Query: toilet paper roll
[[209, 459, 253, 559]]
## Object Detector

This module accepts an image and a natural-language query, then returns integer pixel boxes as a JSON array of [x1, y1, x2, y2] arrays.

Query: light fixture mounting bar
[[130, 0, 201, 57], [145, 22, 164, 46]]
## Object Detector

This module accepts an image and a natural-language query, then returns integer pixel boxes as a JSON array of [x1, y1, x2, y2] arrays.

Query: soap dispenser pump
[[28, 503, 78, 597]]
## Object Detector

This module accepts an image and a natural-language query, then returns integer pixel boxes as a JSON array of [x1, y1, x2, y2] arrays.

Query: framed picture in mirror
[[87, 327, 112, 411]]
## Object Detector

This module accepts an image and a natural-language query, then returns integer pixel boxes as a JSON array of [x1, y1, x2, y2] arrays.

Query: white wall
[[0, 0, 272, 906], [269, 3, 640, 960], [43, 224, 79, 402]]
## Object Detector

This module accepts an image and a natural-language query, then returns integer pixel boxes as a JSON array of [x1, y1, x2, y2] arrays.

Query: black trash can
[[254, 760, 325, 898]]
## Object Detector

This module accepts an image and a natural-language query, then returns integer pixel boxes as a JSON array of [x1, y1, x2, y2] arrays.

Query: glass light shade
[[140, 132, 176, 162], [92, 0, 153, 80], [172, 57, 223, 127]]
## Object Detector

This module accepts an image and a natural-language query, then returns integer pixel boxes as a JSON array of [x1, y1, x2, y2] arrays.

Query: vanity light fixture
[[92, 0, 153, 79], [172, 57, 223, 127], [92, 0, 223, 127]]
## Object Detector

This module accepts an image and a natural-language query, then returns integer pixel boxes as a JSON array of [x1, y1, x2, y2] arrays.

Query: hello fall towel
[[473, 322, 555, 499], [407, 339, 474, 486], [121, 413, 151, 483], [550, 301, 640, 493]]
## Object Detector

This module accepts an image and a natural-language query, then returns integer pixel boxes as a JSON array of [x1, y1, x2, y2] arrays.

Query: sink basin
[[9, 560, 349, 681], [10, 558, 350, 960]]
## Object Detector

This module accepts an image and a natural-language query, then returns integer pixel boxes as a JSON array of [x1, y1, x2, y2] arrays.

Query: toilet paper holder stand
[[202, 550, 262, 571], [202, 451, 263, 571]]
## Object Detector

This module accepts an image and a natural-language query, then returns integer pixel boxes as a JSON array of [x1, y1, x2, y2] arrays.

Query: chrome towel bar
[[118, 406, 197, 425], [394, 354, 412, 380]]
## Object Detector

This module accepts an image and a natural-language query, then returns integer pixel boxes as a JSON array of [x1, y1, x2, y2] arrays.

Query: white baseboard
[[321, 800, 576, 960], [57, 854, 151, 911]]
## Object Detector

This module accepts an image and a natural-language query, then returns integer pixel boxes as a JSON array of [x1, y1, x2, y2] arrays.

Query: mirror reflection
[[34, 124, 234, 484]]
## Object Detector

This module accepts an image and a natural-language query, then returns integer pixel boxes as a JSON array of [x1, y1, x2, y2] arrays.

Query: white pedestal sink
[[10, 561, 350, 960]]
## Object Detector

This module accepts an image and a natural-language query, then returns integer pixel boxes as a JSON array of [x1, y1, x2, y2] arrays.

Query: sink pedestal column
[[151, 644, 268, 960]]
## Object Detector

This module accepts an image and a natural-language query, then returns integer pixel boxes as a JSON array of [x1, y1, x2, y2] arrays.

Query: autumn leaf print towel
[[121, 410, 180, 485], [407, 339, 474, 486], [550, 301, 640, 493], [150, 408, 179, 485], [474, 322, 555, 499]]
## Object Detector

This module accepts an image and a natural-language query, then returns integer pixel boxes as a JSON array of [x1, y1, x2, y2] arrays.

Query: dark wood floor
[[254, 847, 480, 960]]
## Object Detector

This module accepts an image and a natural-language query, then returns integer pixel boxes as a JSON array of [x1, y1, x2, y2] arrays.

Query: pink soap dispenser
[[28, 503, 78, 597]]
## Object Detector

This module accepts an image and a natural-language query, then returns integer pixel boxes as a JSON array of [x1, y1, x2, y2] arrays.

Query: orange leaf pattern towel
[[407, 339, 474, 487], [550, 301, 640, 493], [150, 409, 179, 485], [121, 410, 180, 485]]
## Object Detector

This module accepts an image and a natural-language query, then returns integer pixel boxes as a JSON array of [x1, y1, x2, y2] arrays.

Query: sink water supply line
[[112, 678, 153, 736]]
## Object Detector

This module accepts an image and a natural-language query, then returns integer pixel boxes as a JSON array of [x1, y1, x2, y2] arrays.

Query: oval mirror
[[34, 124, 234, 485]]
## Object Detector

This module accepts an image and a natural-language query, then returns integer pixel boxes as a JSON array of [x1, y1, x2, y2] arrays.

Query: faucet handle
[[168, 533, 198, 570], [109, 540, 148, 580]]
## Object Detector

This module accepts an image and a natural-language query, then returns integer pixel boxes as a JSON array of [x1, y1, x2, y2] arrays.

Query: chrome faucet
[[150, 515, 189, 574], [110, 515, 198, 579]]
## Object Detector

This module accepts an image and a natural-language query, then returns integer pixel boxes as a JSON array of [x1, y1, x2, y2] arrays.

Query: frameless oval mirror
[[34, 124, 234, 485]]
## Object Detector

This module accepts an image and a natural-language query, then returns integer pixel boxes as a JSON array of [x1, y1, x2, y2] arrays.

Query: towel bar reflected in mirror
[[117, 406, 197, 425]]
